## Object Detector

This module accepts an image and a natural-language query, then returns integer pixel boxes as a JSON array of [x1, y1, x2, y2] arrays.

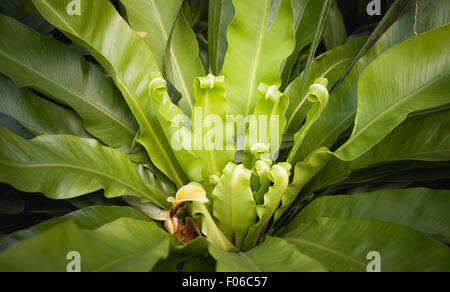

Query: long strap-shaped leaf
[[288, 188, 450, 244], [32, 0, 187, 187], [279, 0, 326, 89], [287, 0, 332, 120], [210, 236, 327, 272], [166, 2, 206, 115], [120, 0, 205, 116], [332, 0, 412, 91], [336, 24, 450, 161], [0, 127, 170, 208], [414, 0, 450, 34], [323, 0, 347, 50], [148, 72, 202, 182], [0, 113, 33, 139], [305, 108, 450, 194], [0, 218, 172, 272], [211, 163, 257, 248], [0, 205, 151, 251], [119, 0, 181, 70], [281, 218, 450, 272], [192, 74, 235, 179], [284, 36, 366, 143], [221, 0, 295, 116], [0, 14, 137, 153], [288, 10, 417, 162], [208, 0, 234, 75], [0, 75, 91, 138]]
